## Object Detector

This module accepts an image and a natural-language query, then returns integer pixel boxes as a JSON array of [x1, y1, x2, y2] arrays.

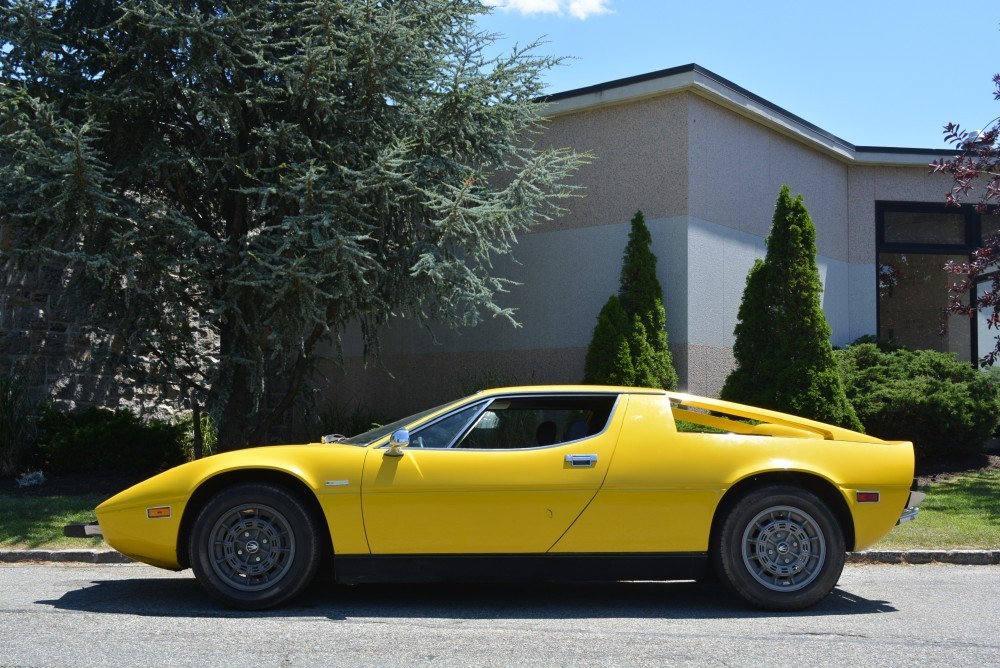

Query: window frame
[[406, 392, 622, 452], [876, 201, 990, 364]]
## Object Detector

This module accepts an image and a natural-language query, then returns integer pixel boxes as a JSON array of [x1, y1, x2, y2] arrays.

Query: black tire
[[715, 485, 845, 611], [189, 483, 322, 610]]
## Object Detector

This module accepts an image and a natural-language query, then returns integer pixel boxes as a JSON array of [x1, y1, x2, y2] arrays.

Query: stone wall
[[0, 242, 180, 418]]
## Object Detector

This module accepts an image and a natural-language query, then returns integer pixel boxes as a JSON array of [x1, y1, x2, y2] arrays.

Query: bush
[[316, 402, 384, 439], [34, 407, 186, 474], [177, 411, 218, 459], [584, 295, 634, 385], [0, 374, 32, 475], [835, 343, 1000, 460], [583, 211, 678, 389], [721, 186, 861, 431]]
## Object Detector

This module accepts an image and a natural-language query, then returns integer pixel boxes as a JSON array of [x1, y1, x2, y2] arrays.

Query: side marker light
[[856, 491, 880, 503], [147, 506, 172, 519]]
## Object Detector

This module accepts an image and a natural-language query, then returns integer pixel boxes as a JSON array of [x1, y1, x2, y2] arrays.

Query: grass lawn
[[1, 469, 998, 551], [0, 492, 109, 550], [873, 468, 1000, 550]]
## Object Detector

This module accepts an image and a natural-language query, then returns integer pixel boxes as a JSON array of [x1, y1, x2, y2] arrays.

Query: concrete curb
[[0, 549, 133, 564], [1, 549, 998, 565], [846, 550, 1000, 565]]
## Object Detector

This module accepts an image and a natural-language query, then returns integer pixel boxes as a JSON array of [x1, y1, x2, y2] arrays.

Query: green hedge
[[34, 407, 186, 474], [835, 343, 1000, 460], [0, 374, 31, 476]]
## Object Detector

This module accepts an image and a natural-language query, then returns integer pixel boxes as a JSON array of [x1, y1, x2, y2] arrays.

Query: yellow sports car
[[68, 386, 923, 611]]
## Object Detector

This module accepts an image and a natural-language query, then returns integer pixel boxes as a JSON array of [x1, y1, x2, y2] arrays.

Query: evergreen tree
[[619, 211, 661, 319], [721, 186, 862, 430], [584, 296, 633, 385], [583, 211, 677, 389], [0, 1, 586, 449]]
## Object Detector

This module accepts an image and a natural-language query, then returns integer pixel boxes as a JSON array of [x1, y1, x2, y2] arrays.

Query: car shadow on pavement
[[37, 576, 896, 619]]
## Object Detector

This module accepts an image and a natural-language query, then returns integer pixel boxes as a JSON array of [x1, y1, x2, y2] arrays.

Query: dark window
[[408, 395, 617, 451], [456, 395, 616, 449], [983, 215, 1000, 242], [876, 202, 995, 364], [883, 211, 965, 245], [410, 403, 487, 449]]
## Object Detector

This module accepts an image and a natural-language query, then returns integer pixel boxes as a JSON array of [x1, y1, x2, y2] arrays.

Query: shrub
[[177, 411, 218, 459], [835, 343, 1000, 460], [316, 402, 384, 439], [0, 374, 32, 475], [584, 295, 634, 385], [721, 186, 861, 431], [583, 211, 678, 389], [34, 407, 186, 474]]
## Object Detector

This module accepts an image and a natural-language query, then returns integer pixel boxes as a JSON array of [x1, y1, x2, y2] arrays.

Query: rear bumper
[[64, 522, 103, 538], [897, 491, 926, 525]]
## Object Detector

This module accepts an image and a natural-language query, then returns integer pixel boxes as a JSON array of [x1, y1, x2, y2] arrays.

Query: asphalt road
[[0, 563, 997, 667]]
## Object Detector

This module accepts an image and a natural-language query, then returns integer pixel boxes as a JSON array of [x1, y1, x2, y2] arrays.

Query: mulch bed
[[915, 453, 1000, 486]]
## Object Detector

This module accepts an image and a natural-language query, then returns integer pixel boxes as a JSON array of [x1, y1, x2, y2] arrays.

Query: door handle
[[565, 454, 598, 468]]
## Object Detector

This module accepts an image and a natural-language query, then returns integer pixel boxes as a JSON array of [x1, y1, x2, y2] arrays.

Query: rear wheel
[[189, 483, 322, 610], [716, 485, 845, 610]]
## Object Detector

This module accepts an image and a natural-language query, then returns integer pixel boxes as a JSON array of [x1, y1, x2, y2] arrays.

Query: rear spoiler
[[665, 392, 886, 443]]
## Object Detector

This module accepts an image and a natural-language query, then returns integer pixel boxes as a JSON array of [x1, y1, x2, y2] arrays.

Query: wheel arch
[[176, 469, 333, 569], [709, 471, 855, 554]]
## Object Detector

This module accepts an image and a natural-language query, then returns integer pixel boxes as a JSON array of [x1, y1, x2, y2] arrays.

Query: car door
[[360, 393, 627, 554]]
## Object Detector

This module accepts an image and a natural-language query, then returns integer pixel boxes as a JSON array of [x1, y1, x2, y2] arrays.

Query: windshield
[[332, 396, 475, 447]]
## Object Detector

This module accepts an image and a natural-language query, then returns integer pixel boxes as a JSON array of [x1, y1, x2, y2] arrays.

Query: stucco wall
[[533, 94, 690, 232], [686, 94, 851, 261]]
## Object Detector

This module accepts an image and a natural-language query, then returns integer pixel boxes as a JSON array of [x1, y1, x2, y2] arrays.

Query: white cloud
[[485, 0, 613, 20], [566, 0, 613, 19]]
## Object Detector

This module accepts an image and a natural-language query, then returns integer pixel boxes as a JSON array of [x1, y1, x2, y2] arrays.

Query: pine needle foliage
[[584, 295, 633, 385], [721, 186, 862, 430], [0, 1, 587, 449], [583, 211, 677, 389]]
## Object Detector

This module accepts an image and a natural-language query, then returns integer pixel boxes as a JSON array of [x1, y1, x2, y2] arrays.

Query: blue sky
[[478, 1, 1000, 149]]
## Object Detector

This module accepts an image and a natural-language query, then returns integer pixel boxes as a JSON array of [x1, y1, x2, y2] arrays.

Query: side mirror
[[386, 429, 410, 457]]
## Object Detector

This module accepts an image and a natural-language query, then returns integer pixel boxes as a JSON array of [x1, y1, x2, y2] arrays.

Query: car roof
[[472, 385, 666, 397]]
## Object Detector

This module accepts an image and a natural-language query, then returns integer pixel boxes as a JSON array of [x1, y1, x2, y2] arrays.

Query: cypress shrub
[[835, 342, 1000, 460], [583, 211, 678, 389], [721, 186, 862, 430], [584, 296, 634, 385]]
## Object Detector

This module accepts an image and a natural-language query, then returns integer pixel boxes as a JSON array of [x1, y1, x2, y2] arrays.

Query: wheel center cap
[[245, 540, 260, 554], [776, 542, 789, 555]]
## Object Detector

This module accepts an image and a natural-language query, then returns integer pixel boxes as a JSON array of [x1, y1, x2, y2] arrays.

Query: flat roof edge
[[539, 65, 957, 167]]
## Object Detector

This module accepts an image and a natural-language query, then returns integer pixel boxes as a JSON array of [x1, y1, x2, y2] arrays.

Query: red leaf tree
[[930, 73, 1000, 366]]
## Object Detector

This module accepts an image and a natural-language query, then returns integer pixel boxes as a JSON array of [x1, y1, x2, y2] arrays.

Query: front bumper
[[897, 490, 926, 525], [64, 522, 103, 538]]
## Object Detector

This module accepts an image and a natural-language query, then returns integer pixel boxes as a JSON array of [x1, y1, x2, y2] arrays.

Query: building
[[2, 63, 989, 426], [321, 64, 993, 418]]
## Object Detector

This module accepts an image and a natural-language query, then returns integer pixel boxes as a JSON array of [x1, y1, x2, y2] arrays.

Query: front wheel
[[189, 483, 322, 610], [715, 485, 845, 611]]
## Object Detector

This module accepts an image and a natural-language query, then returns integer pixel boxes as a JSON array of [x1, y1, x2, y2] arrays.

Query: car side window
[[410, 403, 485, 449], [454, 395, 616, 449]]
